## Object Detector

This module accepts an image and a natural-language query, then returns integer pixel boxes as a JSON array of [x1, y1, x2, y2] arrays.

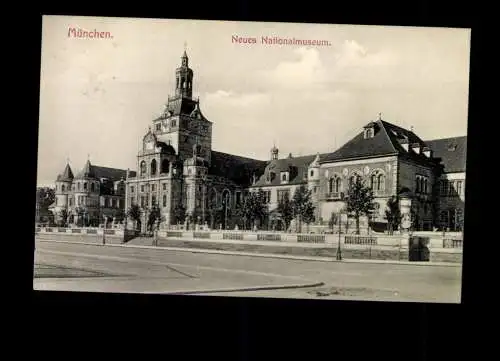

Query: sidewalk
[[36, 238, 461, 267]]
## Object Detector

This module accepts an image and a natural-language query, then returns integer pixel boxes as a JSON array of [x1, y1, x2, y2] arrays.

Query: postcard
[[35, 15, 470, 303]]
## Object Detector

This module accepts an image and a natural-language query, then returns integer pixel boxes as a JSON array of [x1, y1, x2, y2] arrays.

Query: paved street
[[33, 239, 462, 303]]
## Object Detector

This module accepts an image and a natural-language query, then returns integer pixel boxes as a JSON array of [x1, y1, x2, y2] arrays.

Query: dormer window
[[282, 173, 287, 182], [155, 122, 161, 131], [310, 170, 314, 177], [364, 128, 374, 139], [448, 144, 457, 151]]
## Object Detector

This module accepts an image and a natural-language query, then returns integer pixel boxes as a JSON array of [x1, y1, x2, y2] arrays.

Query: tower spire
[[378, 112, 382, 121]]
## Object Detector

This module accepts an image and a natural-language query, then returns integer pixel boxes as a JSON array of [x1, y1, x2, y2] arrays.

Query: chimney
[[411, 143, 421, 154], [422, 147, 432, 158]]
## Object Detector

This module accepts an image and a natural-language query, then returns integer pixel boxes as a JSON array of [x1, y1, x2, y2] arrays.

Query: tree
[[277, 196, 294, 232], [126, 204, 142, 231], [345, 177, 376, 234], [36, 187, 55, 209], [147, 203, 162, 232], [328, 212, 338, 233], [58, 208, 68, 227], [236, 190, 268, 230], [291, 185, 316, 233], [173, 203, 187, 225], [385, 195, 401, 235]]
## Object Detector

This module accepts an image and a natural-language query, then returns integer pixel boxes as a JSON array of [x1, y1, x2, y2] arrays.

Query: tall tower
[[175, 50, 194, 99], [55, 162, 74, 224], [73, 159, 100, 226]]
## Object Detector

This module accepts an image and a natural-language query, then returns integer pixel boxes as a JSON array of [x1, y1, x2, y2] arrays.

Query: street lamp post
[[102, 216, 107, 245], [336, 211, 343, 261]]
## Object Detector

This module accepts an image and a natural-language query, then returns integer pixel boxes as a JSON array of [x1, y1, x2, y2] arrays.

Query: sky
[[37, 16, 471, 187]]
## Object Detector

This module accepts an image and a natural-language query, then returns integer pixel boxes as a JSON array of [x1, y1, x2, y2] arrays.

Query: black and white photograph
[[34, 15, 470, 303]]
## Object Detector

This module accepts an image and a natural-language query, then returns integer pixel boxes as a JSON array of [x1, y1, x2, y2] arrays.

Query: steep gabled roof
[[93, 166, 136, 182], [56, 163, 74, 182], [425, 136, 467, 173], [209, 150, 267, 187], [320, 119, 439, 167], [75, 160, 96, 179], [320, 120, 398, 163], [251, 153, 330, 187]]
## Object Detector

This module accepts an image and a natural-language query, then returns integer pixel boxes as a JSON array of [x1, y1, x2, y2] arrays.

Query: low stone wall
[[36, 227, 127, 237], [35, 227, 131, 245], [35, 228, 463, 263]]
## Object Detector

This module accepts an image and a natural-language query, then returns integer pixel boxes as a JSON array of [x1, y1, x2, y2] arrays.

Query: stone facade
[[52, 51, 465, 234], [50, 160, 133, 226], [125, 51, 266, 231]]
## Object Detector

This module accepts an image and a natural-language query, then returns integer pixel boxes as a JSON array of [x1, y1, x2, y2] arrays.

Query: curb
[[162, 281, 325, 295], [36, 238, 461, 267]]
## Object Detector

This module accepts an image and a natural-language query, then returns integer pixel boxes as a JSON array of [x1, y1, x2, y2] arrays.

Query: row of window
[[57, 182, 98, 192], [327, 172, 386, 194], [415, 175, 430, 194], [139, 159, 171, 176], [439, 208, 464, 231], [155, 118, 177, 132], [55, 196, 122, 208], [440, 180, 464, 197]]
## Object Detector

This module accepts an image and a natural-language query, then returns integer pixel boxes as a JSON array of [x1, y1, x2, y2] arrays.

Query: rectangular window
[[277, 190, 289, 203], [236, 191, 241, 205], [152, 195, 156, 206], [141, 185, 145, 192], [440, 180, 448, 196], [130, 197, 134, 206], [156, 123, 161, 131], [84, 182, 88, 190], [141, 196, 145, 208], [69, 198, 73, 206], [448, 181, 455, 196], [112, 199, 117, 208], [163, 195, 167, 207], [146, 195, 149, 207], [162, 183, 167, 191], [152, 184, 156, 192], [131, 186, 135, 193], [456, 181, 463, 196]]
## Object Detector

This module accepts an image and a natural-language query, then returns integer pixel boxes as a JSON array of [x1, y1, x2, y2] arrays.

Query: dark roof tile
[[251, 153, 329, 188], [209, 151, 267, 187], [425, 136, 467, 173]]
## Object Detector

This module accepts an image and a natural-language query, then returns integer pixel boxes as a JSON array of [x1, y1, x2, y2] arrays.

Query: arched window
[[91, 183, 95, 192], [349, 173, 360, 188], [62, 185, 65, 192], [210, 189, 217, 209], [377, 174, 385, 191], [140, 161, 146, 176], [329, 178, 335, 193], [161, 159, 170, 174], [424, 179, 428, 194], [84, 182, 88, 191], [420, 178, 425, 194], [336, 177, 342, 193], [78, 182, 81, 191], [151, 159, 157, 176], [416, 177, 420, 193], [222, 190, 231, 208], [370, 174, 377, 189]]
